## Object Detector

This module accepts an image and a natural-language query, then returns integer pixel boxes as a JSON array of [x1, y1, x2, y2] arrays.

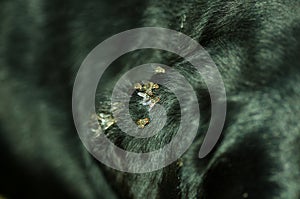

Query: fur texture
[[0, 0, 300, 198]]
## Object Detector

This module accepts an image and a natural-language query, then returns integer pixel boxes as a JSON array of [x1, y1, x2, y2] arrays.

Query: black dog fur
[[0, 0, 300, 198]]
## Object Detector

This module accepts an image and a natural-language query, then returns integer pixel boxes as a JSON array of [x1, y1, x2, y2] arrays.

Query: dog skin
[[0, 0, 300, 199]]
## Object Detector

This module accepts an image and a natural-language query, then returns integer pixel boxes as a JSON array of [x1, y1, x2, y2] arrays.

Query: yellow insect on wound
[[136, 118, 150, 128], [153, 83, 159, 89], [154, 66, 165, 74], [134, 81, 161, 126], [98, 113, 116, 130], [144, 82, 159, 96], [134, 83, 142, 90]]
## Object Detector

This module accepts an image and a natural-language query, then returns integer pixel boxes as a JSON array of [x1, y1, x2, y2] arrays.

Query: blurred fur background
[[0, 0, 300, 198]]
